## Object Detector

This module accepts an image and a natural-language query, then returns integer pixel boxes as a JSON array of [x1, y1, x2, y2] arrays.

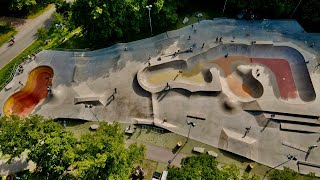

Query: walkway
[[0, 6, 55, 69], [126, 139, 189, 166]]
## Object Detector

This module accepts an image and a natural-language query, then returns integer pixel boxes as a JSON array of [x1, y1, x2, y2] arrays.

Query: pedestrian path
[[0, 6, 55, 69]]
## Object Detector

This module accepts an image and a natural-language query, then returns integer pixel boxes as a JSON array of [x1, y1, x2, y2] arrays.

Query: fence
[[0, 48, 43, 92], [141, 124, 165, 134]]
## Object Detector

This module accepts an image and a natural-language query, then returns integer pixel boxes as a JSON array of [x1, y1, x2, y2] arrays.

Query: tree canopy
[[167, 154, 261, 180], [71, 0, 179, 47], [268, 167, 317, 180], [0, 115, 145, 179]]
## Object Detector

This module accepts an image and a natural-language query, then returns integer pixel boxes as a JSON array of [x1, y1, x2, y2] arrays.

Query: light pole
[[186, 121, 196, 143], [146, 5, 153, 35], [222, 0, 228, 16], [263, 154, 297, 179], [290, 0, 303, 18], [305, 145, 317, 160]]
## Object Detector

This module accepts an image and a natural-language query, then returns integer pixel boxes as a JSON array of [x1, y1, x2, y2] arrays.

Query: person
[[191, 24, 194, 28], [202, 43, 205, 49], [216, 37, 219, 42], [114, 88, 117, 94], [194, 28, 197, 32], [188, 35, 191, 40], [148, 61, 151, 67], [219, 37, 223, 42], [193, 42, 196, 47], [189, 47, 193, 52], [224, 53, 228, 58]]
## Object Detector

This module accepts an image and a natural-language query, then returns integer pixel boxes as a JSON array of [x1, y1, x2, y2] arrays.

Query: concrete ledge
[[280, 123, 320, 133]]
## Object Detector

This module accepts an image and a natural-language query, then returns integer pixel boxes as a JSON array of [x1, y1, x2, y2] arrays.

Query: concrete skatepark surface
[[1, 18, 320, 176], [3, 66, 53, 116]]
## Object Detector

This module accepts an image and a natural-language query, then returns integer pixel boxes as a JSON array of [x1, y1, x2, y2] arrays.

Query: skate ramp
[[138, 60, 222, 93], [3, 66, 54, 116]]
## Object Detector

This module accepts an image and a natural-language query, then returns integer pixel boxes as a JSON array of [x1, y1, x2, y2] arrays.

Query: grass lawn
[[141, 159, 158, 180], [174, 10, 221, 30], [0, 29, 17, 47], [27, 4, 54, 19], [54, 28, 88, 50]]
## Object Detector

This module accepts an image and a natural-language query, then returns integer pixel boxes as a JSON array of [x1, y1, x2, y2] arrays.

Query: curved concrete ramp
[[137, 60, 222, 93], [236, 65, 264, 98]]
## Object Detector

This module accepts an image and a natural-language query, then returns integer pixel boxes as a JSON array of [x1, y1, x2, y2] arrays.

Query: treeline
[[2, 0, 319, 48], [0, 0, 56, 16]]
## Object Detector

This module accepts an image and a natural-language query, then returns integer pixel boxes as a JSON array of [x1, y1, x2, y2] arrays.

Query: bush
[[0, 21, 13, 35]]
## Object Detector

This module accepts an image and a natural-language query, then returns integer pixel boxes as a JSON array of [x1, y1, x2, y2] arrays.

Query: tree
[[0, 116, 146, 179], [0, 115, 77, 179], [167, 154, 261, 180], [73, 122, 146, 179], [268, 167, 299, 180], [71, 0, 180, 48], [36, 27, 49, 41]]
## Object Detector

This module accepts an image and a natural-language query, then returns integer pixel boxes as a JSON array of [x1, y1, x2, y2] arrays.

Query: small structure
[[193, 147, 205, 153], [125, 125, 135, 134], [207, 150, 219, 158], [161, 171, 168, 180], [183, 17, 189, 24], [90, 124, 99, 130]]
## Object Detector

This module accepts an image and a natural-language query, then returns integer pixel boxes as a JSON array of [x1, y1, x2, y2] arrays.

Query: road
[[0, 6, 55, 69]]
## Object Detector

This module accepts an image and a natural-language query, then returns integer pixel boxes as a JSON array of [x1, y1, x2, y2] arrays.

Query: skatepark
[[1, 18, 320, 175]]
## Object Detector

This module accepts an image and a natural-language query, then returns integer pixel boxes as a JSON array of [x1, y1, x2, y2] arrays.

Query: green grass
[[0, 29, 17, 47], [141, 159, 159, 180], [54, 28, 88, 50], [174, 10, 220, 29], [0, 40, 43, 91], [27, 4, 54, 19]]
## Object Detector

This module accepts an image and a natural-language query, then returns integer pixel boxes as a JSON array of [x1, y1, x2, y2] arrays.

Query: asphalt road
[[0, 6, 55, 69]]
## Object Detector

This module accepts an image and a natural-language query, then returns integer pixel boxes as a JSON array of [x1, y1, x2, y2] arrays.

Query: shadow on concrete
[[132, 75, 151, 98], [0, 17, 26, 27]]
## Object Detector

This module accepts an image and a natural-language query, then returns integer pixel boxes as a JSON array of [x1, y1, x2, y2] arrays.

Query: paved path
[[0, 6, 55, 69], [126, 139, 189, 166]]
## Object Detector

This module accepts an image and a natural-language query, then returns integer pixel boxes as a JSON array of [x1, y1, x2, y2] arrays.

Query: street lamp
[[305, 145, 317, 160], [186, 121, 196, 143], [146, 5, 153, 35], [222, 0, 228, 16], [290, 0, 303, 18]]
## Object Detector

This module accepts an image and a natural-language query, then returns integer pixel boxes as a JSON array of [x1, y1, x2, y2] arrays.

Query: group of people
[[216, 37, 223, 44]]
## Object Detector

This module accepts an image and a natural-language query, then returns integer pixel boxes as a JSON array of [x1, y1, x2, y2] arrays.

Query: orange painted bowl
[[3, 66, 54, 117]]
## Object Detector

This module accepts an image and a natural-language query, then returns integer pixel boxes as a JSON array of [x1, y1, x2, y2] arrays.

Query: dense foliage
[[71, 0, 179, 47], [4, 0, 55, 16], [268, 167, 317, 180], [0, 115, 145, 179], [167, 154, 261, 180]]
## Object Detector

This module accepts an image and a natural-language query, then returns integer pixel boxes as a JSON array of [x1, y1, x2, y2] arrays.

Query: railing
[[0, 49, 43, 92]]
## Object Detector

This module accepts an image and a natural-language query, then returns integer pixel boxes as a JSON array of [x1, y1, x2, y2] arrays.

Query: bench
[[193, 147, 205, 153]]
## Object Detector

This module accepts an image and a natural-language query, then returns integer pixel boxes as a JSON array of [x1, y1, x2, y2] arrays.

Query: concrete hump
[[219, 128, 257, 159], [74, 97, 106, 106]]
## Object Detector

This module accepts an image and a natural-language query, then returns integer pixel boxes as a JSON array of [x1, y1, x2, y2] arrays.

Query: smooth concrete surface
[[1, 19, 320, 176]]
